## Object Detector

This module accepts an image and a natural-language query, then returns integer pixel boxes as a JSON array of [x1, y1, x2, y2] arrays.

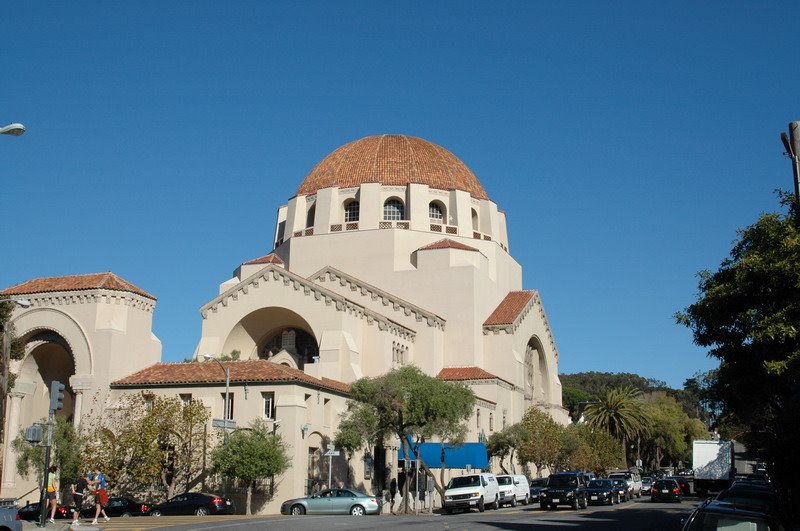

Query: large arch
[[526, 336, 552, 404], [16, 329, 77, 423], [222, 307, 319, 369], [12, 308, 92, 376]]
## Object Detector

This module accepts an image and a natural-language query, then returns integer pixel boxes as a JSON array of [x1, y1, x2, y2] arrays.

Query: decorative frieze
[[20, 291, 156, 313]]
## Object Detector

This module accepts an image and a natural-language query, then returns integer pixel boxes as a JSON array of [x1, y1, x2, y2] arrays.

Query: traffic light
[[49, 380, 65, 411]]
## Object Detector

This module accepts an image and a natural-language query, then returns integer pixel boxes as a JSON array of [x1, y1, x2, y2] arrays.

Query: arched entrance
[[17, 329, 77, 424]]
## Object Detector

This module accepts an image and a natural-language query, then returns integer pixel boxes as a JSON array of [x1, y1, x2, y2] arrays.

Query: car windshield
[[530, 479, 547, 487], [655, 480, 677, 488], [548, 475, 577, 487], [612, 479, 626, 486], [448, 476, 480, 489], [609, 473, 630, 480], [588, 480, 612, 488], [497, 476, 512, 485]]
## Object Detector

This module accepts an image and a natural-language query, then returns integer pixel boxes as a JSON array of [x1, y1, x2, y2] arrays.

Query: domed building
[[1, 135, 568, 511]]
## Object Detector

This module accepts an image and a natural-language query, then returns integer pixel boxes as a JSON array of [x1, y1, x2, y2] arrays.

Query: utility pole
[[780, 121, 800, 220], [38, 380, 64, 528]]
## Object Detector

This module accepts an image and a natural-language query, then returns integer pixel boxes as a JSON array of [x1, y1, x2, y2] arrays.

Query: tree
[[211, 419, 290, 515], [0, 301, 27, 452], [561, 386, 591, 421], [333, 365, 474, 512], [12, 415, 82, 492], [640, 392, 704, 470], [82, 392, 210, 500], [677, 195, 800, 512], [516, 407, 563, 476], [583, 386, 650, 466], [487, 423, 530, 474]]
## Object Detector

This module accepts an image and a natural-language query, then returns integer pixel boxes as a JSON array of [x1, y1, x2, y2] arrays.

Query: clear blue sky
[[3, 2, 798, 389]]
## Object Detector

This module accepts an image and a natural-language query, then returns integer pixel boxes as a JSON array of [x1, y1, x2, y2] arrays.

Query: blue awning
[[399, 441, 488, 469]]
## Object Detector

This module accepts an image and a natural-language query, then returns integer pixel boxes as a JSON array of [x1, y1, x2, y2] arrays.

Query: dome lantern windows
[[383, 199, 405, 221], [429, 201, 445, 222], [344, 200, 360, 222]]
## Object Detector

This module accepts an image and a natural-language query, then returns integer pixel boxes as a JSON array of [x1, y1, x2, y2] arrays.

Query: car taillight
[[58, 506, 68, 515], [673, 488, 680, 494], [141, 505, 149, 512], [371, 498, 381, 504], [15, 514, 20, 521], [212, 497, 224, 505]]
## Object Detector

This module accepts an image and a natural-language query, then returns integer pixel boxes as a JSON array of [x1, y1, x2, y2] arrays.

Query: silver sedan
[[280, 489, 383, 516]]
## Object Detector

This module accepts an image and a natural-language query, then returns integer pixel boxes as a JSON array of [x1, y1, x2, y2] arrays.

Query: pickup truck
[[608, 471, 643, 498]]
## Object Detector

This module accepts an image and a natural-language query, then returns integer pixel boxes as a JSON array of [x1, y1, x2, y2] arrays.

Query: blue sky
[[3, 1, 798, 389]]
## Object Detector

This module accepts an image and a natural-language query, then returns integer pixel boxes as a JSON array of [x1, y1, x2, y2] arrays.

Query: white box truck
[[692, 440, 733, 496]]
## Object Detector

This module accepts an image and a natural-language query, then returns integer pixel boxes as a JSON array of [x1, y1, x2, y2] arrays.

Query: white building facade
[[1, 134, 568, 512]]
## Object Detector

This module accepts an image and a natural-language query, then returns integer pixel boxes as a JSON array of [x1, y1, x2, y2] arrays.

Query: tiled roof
[[111, 359, 349, 394], [483, 291, 535, 326], [438, 366, 509, 385], [1, 272, 156, 300], [243, 253, 284, 266], [297, 135, 489, 200], [417, 238, 479, 252]]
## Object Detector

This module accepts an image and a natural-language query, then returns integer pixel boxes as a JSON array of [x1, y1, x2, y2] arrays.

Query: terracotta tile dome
[[297, 134, 488, 200]]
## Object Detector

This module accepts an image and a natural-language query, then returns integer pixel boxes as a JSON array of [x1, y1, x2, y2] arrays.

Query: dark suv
[[539, 472, 588, 510]]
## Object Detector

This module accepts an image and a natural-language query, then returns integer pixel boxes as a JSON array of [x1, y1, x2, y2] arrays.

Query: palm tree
[[584, 386, 650, 466]]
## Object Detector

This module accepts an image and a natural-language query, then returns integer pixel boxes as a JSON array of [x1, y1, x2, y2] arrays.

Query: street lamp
[[202, 354, 230, 441], [781, 121, 800, 220], [0, 123, 26, 136]]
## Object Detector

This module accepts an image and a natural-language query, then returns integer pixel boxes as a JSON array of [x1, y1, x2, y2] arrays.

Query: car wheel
[[121, 512, 132, 517], [524, 494, 530, 505], [350, 505, 365, 516], [445, 508, 452, 515], [511, 496, 516, 508], [540, 502, 547, 510], [494, 496, 500, 510], [150, 510, 162, 517], [478, 497, 485, 512], [195, 507, 209, 516], [290, 505, 305, 516], [580, 497, 587, 509], [636, 490, 641, 498], [571, 496, 579, 510]]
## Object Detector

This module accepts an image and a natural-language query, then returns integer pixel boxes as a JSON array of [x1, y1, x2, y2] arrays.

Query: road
[[42, 497, 698, 530]]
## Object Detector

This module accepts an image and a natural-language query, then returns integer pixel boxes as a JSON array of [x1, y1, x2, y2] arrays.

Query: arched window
[[344, 200, 360, 222], [471, 208, 479, 231], [306, 205, 316, 228], [429, 201, 444, 222], [383, 199, 405, 221]]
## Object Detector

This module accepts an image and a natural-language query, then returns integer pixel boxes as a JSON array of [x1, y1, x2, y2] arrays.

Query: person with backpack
[[89, 467, 110, 525]]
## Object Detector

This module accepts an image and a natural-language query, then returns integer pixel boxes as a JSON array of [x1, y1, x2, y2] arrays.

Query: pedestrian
[[89, 467, 110, 525], [389, 477, 397, 514], [70, 470, 90, 526], [45, 465, 59, 524]]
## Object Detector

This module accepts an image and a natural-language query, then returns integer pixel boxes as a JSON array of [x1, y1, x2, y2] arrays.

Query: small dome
[[297, 135, 488, 200]]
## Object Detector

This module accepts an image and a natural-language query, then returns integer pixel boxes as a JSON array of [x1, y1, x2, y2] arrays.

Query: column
[[2, 380, 35, 491]]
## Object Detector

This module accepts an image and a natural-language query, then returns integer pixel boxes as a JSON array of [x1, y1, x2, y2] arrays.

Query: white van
[[496, 474, 531, 506], [443, 473, 500, 514]]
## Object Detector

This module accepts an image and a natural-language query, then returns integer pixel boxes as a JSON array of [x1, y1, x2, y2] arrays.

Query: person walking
[[45, 465, 59, 524], [70, 471, 90, 526], [389, 477, 398, 515], [89, 467, 110, 525]]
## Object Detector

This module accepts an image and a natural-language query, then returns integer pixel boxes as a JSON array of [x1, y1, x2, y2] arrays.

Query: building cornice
[[310, 266, 446, 331], [199, 264, 416, 342], [16, 290, 156, 313]]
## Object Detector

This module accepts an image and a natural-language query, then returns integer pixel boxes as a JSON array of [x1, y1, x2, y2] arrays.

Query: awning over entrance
[[399, 442, 489, 469]]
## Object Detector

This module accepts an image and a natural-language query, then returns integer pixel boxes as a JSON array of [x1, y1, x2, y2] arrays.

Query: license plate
[[590, 496, 597, 500], [551, 498, 560, 503], [661, 490, 669, 493]]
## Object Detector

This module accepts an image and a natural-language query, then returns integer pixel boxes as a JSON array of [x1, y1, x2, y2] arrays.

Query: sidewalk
[[21, 521, 99, 531]]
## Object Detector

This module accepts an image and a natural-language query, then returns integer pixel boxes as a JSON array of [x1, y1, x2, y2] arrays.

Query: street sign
[[323, 450, 340, 457], [212, 418, 237, 429]]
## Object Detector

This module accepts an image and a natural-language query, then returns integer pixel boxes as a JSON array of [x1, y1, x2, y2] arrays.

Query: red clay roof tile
[[111, 359, 349, 394], [243, 253, 284, 266], [417, 238, 480, 252], [483, 291, 534, 326], [297, 135, 489, 200], [1, 272, 156, 300]]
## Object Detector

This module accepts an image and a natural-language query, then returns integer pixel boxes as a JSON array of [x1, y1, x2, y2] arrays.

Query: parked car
[[682, 500, 786, 531], [81, 497, 150, 518], [539, 472, 588, 510], [667, 476, 691, 496], [611, 478, 630, 502], [651, 478, 682, 503], [586, 479, 619, 505], [0, 499, 22, 531], [442, 473, 500, 514], [529, 478, 548, 503], [148, 492, 234, 517], [714, 487, 786, 524], [496, 475, 530, 507], [17, 502, 70, 521], [280, 488, 382, 516]]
